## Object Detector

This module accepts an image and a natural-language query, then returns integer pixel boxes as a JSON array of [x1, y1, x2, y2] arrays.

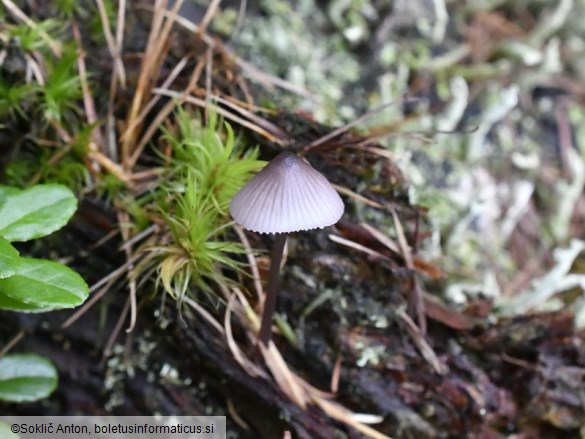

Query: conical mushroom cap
[[230, 152, 344, 234]]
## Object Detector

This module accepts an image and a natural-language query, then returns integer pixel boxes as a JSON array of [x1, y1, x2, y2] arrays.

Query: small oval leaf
[[0, 257, 89, 310], [0, 184, 77, 242], [0, 236, 19, 279], [0, 353, 58, 402]]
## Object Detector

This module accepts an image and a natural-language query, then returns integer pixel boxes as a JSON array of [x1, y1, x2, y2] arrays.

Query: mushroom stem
[[258, 232, 287, 346]]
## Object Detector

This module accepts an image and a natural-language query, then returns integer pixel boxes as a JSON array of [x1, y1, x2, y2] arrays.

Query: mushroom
[[230, 151, 344, 346]]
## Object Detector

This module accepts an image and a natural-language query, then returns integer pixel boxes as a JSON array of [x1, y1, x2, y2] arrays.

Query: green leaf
[[0, 236, 19, 279], [0, 257, 89, 310], [0, 354, 58, 402], [0, 185, 22, 205], [0, 291, 52, 312], [0, 184, 77, 242], [0, 421, 20, 438]]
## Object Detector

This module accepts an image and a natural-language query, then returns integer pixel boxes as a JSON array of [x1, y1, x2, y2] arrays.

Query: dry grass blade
[[128, 55, 207, 164], [329, 234, 390, 261], [24, 53, 45, 84], [333, 185, 384, 209], [390, 209, 414, 269], [227, 398, 250, 431], [354, 144, 397, 161], [331, 353, 341, 393], [397, 309, 447, 375], [312, 397, 391, 439], [259, 342, 308, 408], [183, 296, 225, 335], [157, 7, 316, 100], [234, 57, 317, 99], [361, 222, 444, 279], [153, 88, 285, 143], [96, 0, 126, 88], [62, 278, 116, 329], [112, 209, 137, 333], [121, 54, 189, 144], [198, 0, 222, 37], [210, 94, 290, 140], [231, 287, 261, 336], [89, 151, 132, 184], [121, 0, 182, 168], [295, 377, 335, 399], [360, 222, 401, 254], [224, 292, 268, 378], [391, 209, 426, 334], [233, 224, 264, 303], [72, 22, 104, 161], [60, 251, 144, 329], [301, 99, 414, 154], [118, 224, 158, 252], [115, 0, 127, 86]]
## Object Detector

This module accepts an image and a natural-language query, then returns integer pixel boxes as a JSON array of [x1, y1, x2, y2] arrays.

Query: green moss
[[153, 109, 265, 302]]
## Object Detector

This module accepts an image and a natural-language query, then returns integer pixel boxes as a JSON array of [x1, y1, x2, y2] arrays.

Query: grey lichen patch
[[231, 0, 364, 123], [104, 345, 129, 411], [354, 341, 387, 367]]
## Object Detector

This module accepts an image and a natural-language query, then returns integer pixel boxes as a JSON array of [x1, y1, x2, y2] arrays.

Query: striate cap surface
[[230, 152, 344, 234]]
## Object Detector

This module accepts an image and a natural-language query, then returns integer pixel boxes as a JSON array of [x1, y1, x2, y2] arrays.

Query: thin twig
[[329, 234, 390, 261], [153, 88, 285, 143], [121, 55, 189, 143], [391, 209, 426, 334], [183, 296, 224, 335], [103, 295, 130, 357], [333, 185, 384, 209], [122, 0, 181, 167], [153, 6, 317, 99], [209, 94, 289, 140], [0, 330, 25, 358], [61, 251, 144, 329], [301, 99, 415, 154], [397, 308, 446, 375], [128, 55, 207, 166], [360, 222, 401, 254]]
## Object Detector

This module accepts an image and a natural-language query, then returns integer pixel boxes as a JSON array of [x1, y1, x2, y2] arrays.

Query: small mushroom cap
[[230, 152, 344, 234]]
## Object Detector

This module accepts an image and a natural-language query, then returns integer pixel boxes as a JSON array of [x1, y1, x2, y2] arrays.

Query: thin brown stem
[[258, 233, 287, 346]]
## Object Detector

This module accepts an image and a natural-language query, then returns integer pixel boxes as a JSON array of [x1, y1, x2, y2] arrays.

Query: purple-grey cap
[[230, 152, 344, 234]]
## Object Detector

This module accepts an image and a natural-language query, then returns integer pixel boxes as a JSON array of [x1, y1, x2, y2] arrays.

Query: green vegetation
[[1, 1, 584, 436], [0, 184, 88, 312], [0, 19, 87, 190], [0, 353, 58, 403], [0, 183, 88, 402], [152, 109, 264, 303]]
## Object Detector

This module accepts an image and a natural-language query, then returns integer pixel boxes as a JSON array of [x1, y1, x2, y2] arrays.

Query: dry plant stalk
[[120, 0, 183, 168], [220, 286, 392, 439]]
